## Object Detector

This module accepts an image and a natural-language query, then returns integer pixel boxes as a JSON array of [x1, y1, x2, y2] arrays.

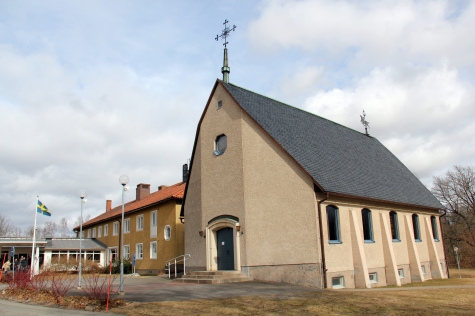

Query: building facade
[[75, 181, 185, 275], [181, 80, 447, 289], [0, 236, 106, 271]]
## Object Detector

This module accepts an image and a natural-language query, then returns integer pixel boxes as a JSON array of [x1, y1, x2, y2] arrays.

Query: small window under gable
[[214, 134, 227, 156], [217, 100, 222, 109]]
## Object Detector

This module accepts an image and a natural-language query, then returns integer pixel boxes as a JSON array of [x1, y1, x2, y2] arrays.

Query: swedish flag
[[37, 200, 51, 217]]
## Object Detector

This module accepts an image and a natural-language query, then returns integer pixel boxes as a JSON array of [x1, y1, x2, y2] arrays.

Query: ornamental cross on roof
[[215, 19, 236, 48], [360, 110, 370, 135]]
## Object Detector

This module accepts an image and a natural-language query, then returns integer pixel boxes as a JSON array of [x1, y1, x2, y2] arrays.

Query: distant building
[[0, 236, 106, 269], [75, 180, 186, 275], [181, 79, 447, 288]]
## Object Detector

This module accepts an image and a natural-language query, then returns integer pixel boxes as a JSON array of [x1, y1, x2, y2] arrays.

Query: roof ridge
[[223, 80, 372, 139], [76, 182, 186, 230]]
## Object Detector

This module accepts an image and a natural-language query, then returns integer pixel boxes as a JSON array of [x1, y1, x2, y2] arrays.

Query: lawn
[[110, 269, 475, 316]]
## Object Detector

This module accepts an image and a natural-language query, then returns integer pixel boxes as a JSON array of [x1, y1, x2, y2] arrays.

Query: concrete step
[[173, 270, 253, 284], [174, 276, 253, 284], [187, 270, 242, 276]]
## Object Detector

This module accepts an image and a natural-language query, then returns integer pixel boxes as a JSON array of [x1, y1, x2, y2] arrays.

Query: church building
[[180, 21, 447, 289]]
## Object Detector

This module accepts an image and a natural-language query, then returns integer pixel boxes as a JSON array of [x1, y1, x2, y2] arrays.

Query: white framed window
[[104, 224, 108, 236], [150, 241, 157, 259], [113, 221, 119, 236], [136, 214, 144, 231], [92, 227, 96, 238], [332, 276, 345, 289], [151, 211, 157, 238], [124, 218, 130, 233], [398, 268, 405, 278], [369, 272, 378, 283], [421, 265, 426, 275], [87, 229, 91, 238], [164, 225, 171, 241], [123, 245, 130, 260], [136, 243, 143, 259], [98, 226, 102, 238]]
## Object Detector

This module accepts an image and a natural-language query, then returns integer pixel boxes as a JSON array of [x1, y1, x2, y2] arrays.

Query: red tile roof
[[75, 182, 185, 231]]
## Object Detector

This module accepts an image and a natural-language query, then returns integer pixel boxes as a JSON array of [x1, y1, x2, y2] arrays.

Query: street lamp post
[[454, 246, 461, 279], [78, 190, 87, 289], [119, 175, 129, 294]]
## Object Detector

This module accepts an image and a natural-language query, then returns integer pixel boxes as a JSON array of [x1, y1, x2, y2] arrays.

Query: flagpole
[[30, 196, 39, 278]]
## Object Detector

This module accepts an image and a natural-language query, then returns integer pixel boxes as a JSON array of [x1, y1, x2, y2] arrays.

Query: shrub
[[48, 269, 76, 303], [7, 270, 31, 290], [82, 272, 118, 304], [102, 258, 132, 274]]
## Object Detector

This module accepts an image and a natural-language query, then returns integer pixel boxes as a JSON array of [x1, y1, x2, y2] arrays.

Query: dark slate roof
[[221, 81, 442, 209]]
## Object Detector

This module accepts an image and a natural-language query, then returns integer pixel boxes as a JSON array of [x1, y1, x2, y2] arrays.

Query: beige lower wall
[[367, 267, 387, 287], [321, 196, 446, 288], [398, 264, 412, 284], [243, 263, 323, 288], [327, 270, 355, 289]]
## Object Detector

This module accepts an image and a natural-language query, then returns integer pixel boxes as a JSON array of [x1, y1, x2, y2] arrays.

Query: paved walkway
[[107, 276, 319, 302], [0, 299, 123, 316], [2, 275, 475, 314]]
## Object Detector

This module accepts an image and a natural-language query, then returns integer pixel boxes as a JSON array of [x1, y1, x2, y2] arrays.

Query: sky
[[1, 0, 474, 233]]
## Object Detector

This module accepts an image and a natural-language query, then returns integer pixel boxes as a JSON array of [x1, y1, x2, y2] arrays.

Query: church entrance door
[[216, 227, 234, 270]]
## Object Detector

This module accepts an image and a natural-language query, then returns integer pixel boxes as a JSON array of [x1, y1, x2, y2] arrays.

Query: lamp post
[[78, 189, 87, 289], [454, 246, 461, 279], [119, 175, 129, 294]]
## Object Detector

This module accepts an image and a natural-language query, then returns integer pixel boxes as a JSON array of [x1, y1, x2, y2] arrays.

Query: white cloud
[[249, 0, 475, 68]]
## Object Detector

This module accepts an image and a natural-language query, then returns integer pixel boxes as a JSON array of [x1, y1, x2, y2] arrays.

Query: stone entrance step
[[173, 270, 253, 284]]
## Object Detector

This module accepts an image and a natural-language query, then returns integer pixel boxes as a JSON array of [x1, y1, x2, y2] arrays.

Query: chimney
[[183, 163, 189, 182], [158, 185, 168, 191], [106, 200, 112, 212], [136, 183, 150, 201]]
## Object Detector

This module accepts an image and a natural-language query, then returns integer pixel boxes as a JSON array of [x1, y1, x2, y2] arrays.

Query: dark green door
[[217, 228, 234, 270]]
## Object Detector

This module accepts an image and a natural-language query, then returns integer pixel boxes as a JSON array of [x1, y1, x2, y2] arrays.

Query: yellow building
[[76, 181, 185, 275]]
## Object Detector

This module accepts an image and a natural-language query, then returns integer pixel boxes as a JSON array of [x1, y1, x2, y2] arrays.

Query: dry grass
[[110, 269, 475, 316]]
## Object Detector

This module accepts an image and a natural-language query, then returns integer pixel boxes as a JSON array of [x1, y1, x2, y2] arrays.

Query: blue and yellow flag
[[37, 200, 51, 217]]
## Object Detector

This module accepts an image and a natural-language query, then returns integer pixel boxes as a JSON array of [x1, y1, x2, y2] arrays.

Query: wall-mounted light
[[199, 231, 203, 237]]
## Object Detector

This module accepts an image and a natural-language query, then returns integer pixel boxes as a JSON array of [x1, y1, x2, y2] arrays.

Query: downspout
[[439, 209, 450, 278], [317, 192, 329, 289]]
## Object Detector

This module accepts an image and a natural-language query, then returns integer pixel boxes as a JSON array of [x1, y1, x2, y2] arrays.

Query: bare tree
[[9, 226, 23, 237], [432, 165, 475, 268], [74, 214, 91, 228], [0, 215, 14, 236], [39, 221, 58, 238], [58, 217, 72, 237], [24, 225, 35, 237]]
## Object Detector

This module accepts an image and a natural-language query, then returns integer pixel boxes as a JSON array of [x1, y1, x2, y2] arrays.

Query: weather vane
[[360, 110, 370, 135], [215, 19, 236, 49]]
